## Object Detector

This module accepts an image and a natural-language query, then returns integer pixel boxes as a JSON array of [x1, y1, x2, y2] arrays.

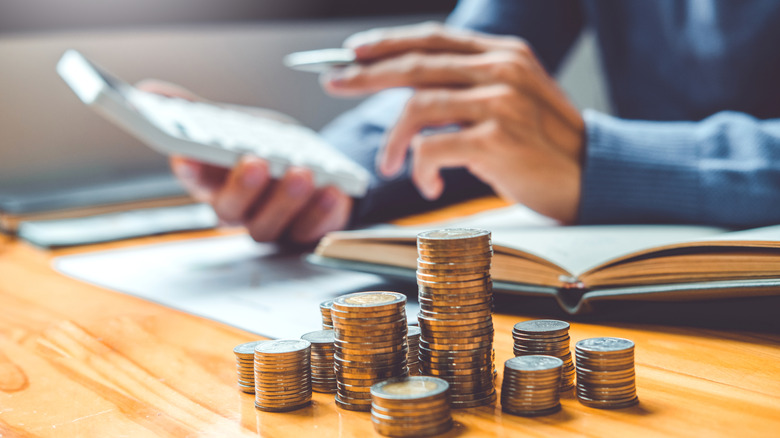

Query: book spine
[[558, 275, 585, 289]]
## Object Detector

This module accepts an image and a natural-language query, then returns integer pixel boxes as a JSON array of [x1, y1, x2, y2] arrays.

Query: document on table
[[54, 234, 419, 339]]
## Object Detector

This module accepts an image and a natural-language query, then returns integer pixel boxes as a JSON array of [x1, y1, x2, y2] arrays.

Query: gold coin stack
[[416, 228, 496, 408], [406, 326, 421, 376], [512, 320, 575, 391], [253, 339, 312, 412], [320, 299, 334, 330], [370, 376, 452, 437], [332, 291, 409, 412], [575, 337, 639, 409], [234, 340, 268, 394], [501, 355, 564, 416], [301, 330, 337, 393]]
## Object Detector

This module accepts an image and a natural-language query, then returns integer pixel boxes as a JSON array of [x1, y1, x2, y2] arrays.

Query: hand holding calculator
[[57, 49, 369, 197]]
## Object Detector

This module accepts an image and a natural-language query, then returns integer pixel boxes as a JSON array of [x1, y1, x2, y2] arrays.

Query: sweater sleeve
[[579, 110, 780, 228], [447, 0, 584, 74]]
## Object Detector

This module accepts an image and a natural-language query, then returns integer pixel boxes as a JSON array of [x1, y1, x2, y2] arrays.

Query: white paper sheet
[[54, 234, 419, 339]]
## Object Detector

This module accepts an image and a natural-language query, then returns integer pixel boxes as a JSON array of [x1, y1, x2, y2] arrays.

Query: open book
[[308, 206, 780, 314]]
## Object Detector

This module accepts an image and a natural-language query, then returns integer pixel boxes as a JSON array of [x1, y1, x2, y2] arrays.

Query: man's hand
[[322, 23, 585, 223], [137, 80, 353, 244]]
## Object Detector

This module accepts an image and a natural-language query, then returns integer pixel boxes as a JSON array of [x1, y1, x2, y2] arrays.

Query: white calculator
[[56, 50, 370, 197]]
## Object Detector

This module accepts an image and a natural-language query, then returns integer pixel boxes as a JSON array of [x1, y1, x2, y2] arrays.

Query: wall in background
[[0, 0, 456, 34]]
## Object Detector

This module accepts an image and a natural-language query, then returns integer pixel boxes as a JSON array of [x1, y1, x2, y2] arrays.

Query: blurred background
[[0, 0, 608, 241]]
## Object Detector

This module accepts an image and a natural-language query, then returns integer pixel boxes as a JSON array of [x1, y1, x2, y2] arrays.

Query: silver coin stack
[[370, 376, 453, 437], [253, 339, 312, 412], [501, 355, 564, 416], [406, 326, 421, 376], [512, 320, 575, 391], [575, 337, 639, 409], [416, 228, 496, 409], [301, 330, 337, 393], [320, 299, 334, 330], [332, 291, 409, 412], [233, 340, 268, 394]]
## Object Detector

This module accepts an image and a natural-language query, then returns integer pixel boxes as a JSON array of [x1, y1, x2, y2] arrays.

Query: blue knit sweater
[[321, 0, 780, 228]]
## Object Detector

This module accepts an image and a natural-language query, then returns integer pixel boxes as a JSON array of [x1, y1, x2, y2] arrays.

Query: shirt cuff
[[578, 110, 702, 224]]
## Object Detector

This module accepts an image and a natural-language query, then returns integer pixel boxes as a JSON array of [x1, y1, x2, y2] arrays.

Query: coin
[[577, 337, 634, 353], [253, 339, 312, 412], [332, 291, 409, 412], [512, 319, 575, 391], [320, 299, 335, 329], [370, 376, 452, 437], [300, 330, 336, 393], [233, 340, 274, 393], [500, 355, 563, 416], [575, 337, 639, 409]]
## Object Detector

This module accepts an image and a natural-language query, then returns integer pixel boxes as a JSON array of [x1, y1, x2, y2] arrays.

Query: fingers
[[379, 88, 487, 176], [245, 167, 315, 242], [287, 186, 353, 244], [211, 157, 271, 224], [345, 22, 485, 60], [409, 128, 481, 200], [136, 79, 202, 101], [170, 156, 229, 203]]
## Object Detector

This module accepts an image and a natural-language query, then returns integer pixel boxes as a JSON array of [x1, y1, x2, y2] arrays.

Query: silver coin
[[505, 355, 564, 372], [255, 339, 311, 354], [301, 330, 336, 344], [513, 319, 570, 333], [371, 376, 449, 400], [334, 291, 406, 308], [417, 228, 490, 240], [234, 340, 272, 355], [576, 337, 634, 353]]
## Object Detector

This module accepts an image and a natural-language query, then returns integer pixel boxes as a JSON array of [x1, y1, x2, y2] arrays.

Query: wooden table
[[1, 209, 779, 437]]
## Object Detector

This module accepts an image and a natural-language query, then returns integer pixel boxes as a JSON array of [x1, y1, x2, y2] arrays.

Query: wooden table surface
[[1, 204, 779, 437]]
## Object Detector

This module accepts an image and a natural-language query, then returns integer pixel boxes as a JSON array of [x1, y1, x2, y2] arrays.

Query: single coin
[[335, 394, 372, 412], [577, 394, 639, 409], [255, 400, 312, 412], [417, 228, 490, 241], [255, 339, 311, 355], [234, 340, 271, 356], [301, 330, 336, 344], [576, 337, 634, 353], [513, 319, 570, 334], [334, 291, 406, 308], [371, 376, 449, 400], [505, 355, 564, 372]]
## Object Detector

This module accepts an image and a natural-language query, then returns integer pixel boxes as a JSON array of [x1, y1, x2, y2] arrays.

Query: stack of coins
[[406, 326, 421, 376], [512, 320, 575, 391], [320, 299, 334, 330], [332, 291, 409, 412], [253, 339, 312, 412], [301, 330, 337, 393], [575, 337, 639, 409], [234, 340, 268, 394], [416, 228, 496, 408], [501, 355, 564, 416], [370, 376, 452, 437]]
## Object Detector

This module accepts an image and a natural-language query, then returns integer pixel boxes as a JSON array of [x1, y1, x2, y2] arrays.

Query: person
[[144, 0, 780, 245]]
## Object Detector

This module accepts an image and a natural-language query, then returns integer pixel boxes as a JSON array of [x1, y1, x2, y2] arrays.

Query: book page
[[687, 224, 780, 243], [490, 225, 725, 277]]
